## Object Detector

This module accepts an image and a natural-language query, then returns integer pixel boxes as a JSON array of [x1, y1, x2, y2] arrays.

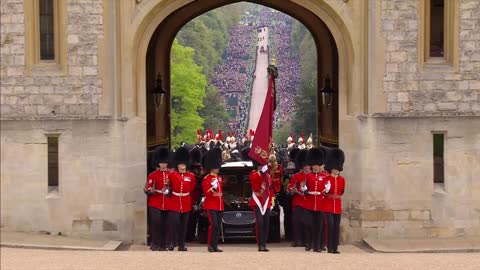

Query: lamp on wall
[[319, 75, 335, 106], [153, 73, 166, 108]]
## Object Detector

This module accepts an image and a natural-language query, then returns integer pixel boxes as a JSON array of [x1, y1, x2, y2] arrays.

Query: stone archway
[[132, 0, 355, 148], [117, 0, 364, 243]]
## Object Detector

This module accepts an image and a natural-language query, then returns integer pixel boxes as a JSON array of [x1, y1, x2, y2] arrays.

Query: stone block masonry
[[0, 0, 104, 120], [381, 0, 480, 114]]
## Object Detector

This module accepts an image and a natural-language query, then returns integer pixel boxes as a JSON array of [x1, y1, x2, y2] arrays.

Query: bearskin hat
[[190, 147, 202, 166], [174, 147, 190, 167], [289, 148, 300, 161], [326, 148, 345, 172], [152, 146, 170, 167], [306, 147, 325, 166], [204, 147, 223, 172], [295, 149, 308, 169]]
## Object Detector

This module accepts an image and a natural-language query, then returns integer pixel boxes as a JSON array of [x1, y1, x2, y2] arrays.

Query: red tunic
[[287, 172, 309, 209], [202, 173, 224, 211], [249, 170, 274, 209], [305, 171, 329, 211], [168, 171, 196, 213], [145, 169, 171, 211], [268, 164, 284, 193], [323, 175, 345, 214]]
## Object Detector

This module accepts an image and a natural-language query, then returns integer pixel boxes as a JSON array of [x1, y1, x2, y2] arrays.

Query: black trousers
[[326, 213, 341, 252], [148, 207, 169, 249], [320, 212, 328, 248], [280, 195, 293, 240], [292, 206, 311, 246], [169, 211, 190, 249], [310, 211, 324, 251], [207, 210, 223, 248], [253, 207, 270, 248]]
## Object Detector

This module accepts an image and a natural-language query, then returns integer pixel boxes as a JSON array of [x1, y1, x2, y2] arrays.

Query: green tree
[[170, 39, 207, 148], [199, 85, 230, 132]]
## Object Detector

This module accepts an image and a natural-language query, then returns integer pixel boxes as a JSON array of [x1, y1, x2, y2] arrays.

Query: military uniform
[[286, 149, 309, 247], [202, 147, 224, 252], [324, 148, 345, 254], [168, 147, 196, 251], [145, 147, 171, 251], [249, 169, 274, 252], [305, 147, 328, 252]]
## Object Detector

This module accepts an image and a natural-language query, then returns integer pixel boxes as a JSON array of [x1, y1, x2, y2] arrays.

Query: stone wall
[[0, 119, 147, 243], [341, 116, 480, 242], [0, 0, 104, 119], [381, 0, 480, 114]]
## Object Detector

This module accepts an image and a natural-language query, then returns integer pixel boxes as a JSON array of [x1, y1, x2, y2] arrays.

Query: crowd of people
[[256, 8, 302, 128], [211, 6, 302, 141]]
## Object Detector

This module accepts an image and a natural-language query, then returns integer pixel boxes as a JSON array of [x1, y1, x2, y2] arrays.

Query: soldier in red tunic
[[202, 147, 224, 252], [305, 147, 329, 252], [323, 148, 345, 254], [168, 147, 196, 251], [144, 147, 171, 251], [286, 149, 310, 247], [248, 157, 274, 252]]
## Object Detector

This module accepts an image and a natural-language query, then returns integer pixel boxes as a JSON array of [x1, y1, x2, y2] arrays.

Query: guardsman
[[323, 148, 345, 254], [305, 147, 329, 252], [144, 147, 172, 251], [286, 149, 310, 248], [248, 153, 274, 252], [168, 147, 196, 251], [202, 147, 225, 252]]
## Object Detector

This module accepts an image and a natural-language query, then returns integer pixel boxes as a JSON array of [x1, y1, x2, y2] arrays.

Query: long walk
[[247, 27, 270, 132]]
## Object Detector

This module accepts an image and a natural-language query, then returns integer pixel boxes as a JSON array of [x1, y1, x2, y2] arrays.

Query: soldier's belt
[[308, 191, 322, 195], [327, 194, 342, 199], [172, 192, 189, 197]]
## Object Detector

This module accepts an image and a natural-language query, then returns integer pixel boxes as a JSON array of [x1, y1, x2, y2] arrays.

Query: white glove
[[301, 184, 308, 192], [324, 181, 331, 193], [201, 196, 205, 203], [261, 165, 268, 173], [211, 179, 219, 189]]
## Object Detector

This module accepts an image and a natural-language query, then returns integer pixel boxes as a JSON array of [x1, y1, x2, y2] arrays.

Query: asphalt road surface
[[2, 245, 480, 270]]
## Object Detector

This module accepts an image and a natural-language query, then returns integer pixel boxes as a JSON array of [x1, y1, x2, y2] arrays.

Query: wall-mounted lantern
[[319, 75, 335, 106]]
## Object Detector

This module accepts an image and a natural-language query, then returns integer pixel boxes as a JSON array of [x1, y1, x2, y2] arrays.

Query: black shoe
[[208, 246, 215, 252], [313, 248, 322, 253], [178, 247, 188, 251], [321, 246, 327, 251], [328, 249, 334, 253], [305, 246, 311, 251], [157, 247, 167, 251], [258, 246, 269, 252], [168, 246, 174, 251], [332, 250, 340, 254], [214, 248, 223, 252]]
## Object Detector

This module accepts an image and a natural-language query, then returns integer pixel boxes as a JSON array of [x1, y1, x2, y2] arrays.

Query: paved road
[[2, 245, 480, 270], [248, 27, 270, 132]]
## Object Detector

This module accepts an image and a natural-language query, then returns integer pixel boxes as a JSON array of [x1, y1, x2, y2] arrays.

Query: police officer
[[144, 147, 171, 251], [168, 147, 196, 251], [202, 147, 224, 252]]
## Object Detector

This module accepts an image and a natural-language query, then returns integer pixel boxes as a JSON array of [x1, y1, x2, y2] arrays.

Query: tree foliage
[[171, 4, 247, 142], [170, 39, 207, 148], [289, 21, 318, 140]]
